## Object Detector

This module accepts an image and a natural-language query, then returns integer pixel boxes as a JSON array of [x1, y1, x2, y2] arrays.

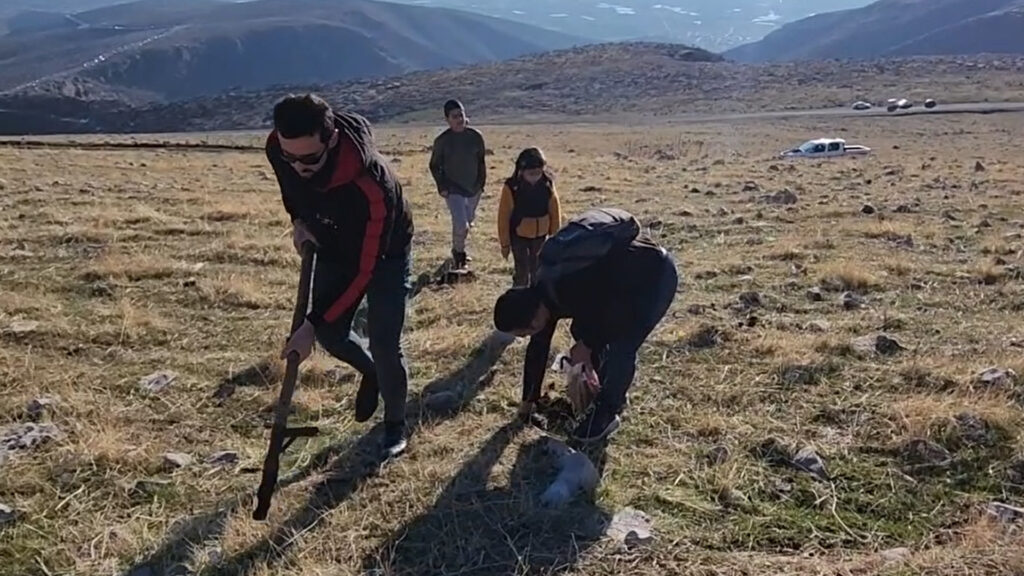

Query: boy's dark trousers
[[590, 250, 679, 414], [309, 251, 412, 424], [510, 234, 545, 287]]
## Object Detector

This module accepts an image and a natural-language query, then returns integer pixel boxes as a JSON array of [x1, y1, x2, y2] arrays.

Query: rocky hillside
[[3, 43, 1023, 135], [0, 0, 585, 101], [726, 0, 1024, 61]]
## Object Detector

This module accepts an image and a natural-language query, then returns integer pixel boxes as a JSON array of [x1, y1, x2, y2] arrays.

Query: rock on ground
[[25, 396, 58, 421], [162, 452, 192, 470], [954, 413, 995, 446], [0, 503, 20, 526], [806, 319, 831, 333], [685, 325, 724, 349], [1, 422, 63, 451], [792, 446, 829, 481], [736, 291, 763, 310], [779, 363, 827, 386], [206, 451, 239, 467], [539, 437, 599, 508], [759, 189, 799, 205], [987, 502, 1024, 523], [879, 547, 912, 564], [605, 507, 654, 548], [841, 292, 866, 310], [130, 478, 172, 497], [139, 371, 177, 394], [976, 367, 1018, 389], [4, 320, 40, 335], [900, 438, 952, 466], [852, 333, 906, 356]]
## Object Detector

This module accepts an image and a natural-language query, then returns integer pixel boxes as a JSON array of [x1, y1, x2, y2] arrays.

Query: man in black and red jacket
[[267, 93, 415, 458]]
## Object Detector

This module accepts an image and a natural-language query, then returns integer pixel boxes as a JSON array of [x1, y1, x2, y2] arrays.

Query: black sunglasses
[[281, 146, 328, 166]]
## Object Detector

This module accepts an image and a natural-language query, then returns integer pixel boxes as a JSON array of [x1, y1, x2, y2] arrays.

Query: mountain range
[[3, 43, 1022, 136], [2, 0, 1024, 136], [384, 0, 875, 51], [0, 0, 583, 102], [1, 0, 877, 50], [727, 0, 1024, 61]]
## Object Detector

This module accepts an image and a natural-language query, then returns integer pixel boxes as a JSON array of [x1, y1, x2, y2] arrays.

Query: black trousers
[[510, 235, 545, 287], [311, 251, 412, 423]]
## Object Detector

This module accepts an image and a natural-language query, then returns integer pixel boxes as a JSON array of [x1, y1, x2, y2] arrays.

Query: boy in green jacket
[[429, 99, 487, 270]]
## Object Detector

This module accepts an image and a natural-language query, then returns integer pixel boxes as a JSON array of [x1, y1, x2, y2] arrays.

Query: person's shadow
[[123, 328, 515, 576], [361, 421, 612, 576]]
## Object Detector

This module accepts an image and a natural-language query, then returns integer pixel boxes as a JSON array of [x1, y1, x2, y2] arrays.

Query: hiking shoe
[[572, 404, 621, 443], [451, 250, 469, 269], [354, 375, 379, 423], [383, 420, 407, 458]]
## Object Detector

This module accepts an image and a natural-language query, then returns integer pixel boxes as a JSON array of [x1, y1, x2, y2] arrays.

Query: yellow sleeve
[[548, 183, 562, 236], [498, 183, 513, 248]]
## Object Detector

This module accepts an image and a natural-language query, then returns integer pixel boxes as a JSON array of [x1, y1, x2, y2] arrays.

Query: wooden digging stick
[[253, 241, 320, 521]]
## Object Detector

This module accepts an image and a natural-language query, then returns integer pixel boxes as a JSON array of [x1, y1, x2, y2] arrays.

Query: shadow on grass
[[123, 329, 514, 576], [361, 422, 612, 576], [408, 258, 458, 300]]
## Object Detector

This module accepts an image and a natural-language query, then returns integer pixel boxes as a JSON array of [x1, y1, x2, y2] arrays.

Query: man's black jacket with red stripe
[[266, 111, 414, 327]]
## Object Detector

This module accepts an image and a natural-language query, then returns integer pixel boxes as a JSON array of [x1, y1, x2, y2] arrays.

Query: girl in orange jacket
[[497, 147, 562, 287]]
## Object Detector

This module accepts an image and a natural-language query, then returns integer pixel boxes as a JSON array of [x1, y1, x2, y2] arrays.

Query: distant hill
[[3, 42, 1023, 135], [385, 0, 874, 51], [0, 1, 125, 32], [0, 0, 586, 102], [726, 0, 1024, 61]]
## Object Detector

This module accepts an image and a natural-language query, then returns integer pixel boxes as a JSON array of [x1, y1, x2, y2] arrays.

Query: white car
[[852, 101, 873, 110], [780, 138, 872, 159], [924, 98, 937, 109]]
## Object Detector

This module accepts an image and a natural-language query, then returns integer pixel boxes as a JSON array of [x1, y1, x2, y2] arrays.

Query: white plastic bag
[[550, 351, 597, 415], [550, 352, 572, 373]]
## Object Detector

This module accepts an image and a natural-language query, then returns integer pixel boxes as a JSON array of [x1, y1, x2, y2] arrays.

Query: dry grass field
[[2, 111, 1024, 576]]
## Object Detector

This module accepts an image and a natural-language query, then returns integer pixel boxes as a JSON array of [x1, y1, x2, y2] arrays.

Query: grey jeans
[[445, 193, 481, 253]]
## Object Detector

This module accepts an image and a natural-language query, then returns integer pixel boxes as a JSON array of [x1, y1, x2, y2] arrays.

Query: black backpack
[[533, 207, 640, 304]]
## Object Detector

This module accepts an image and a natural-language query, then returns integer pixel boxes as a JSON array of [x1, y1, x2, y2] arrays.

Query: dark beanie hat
[[444, 99, 464, 117]]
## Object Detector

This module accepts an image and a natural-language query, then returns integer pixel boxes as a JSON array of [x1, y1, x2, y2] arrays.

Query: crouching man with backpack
[[492, 208, 679, 442]]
